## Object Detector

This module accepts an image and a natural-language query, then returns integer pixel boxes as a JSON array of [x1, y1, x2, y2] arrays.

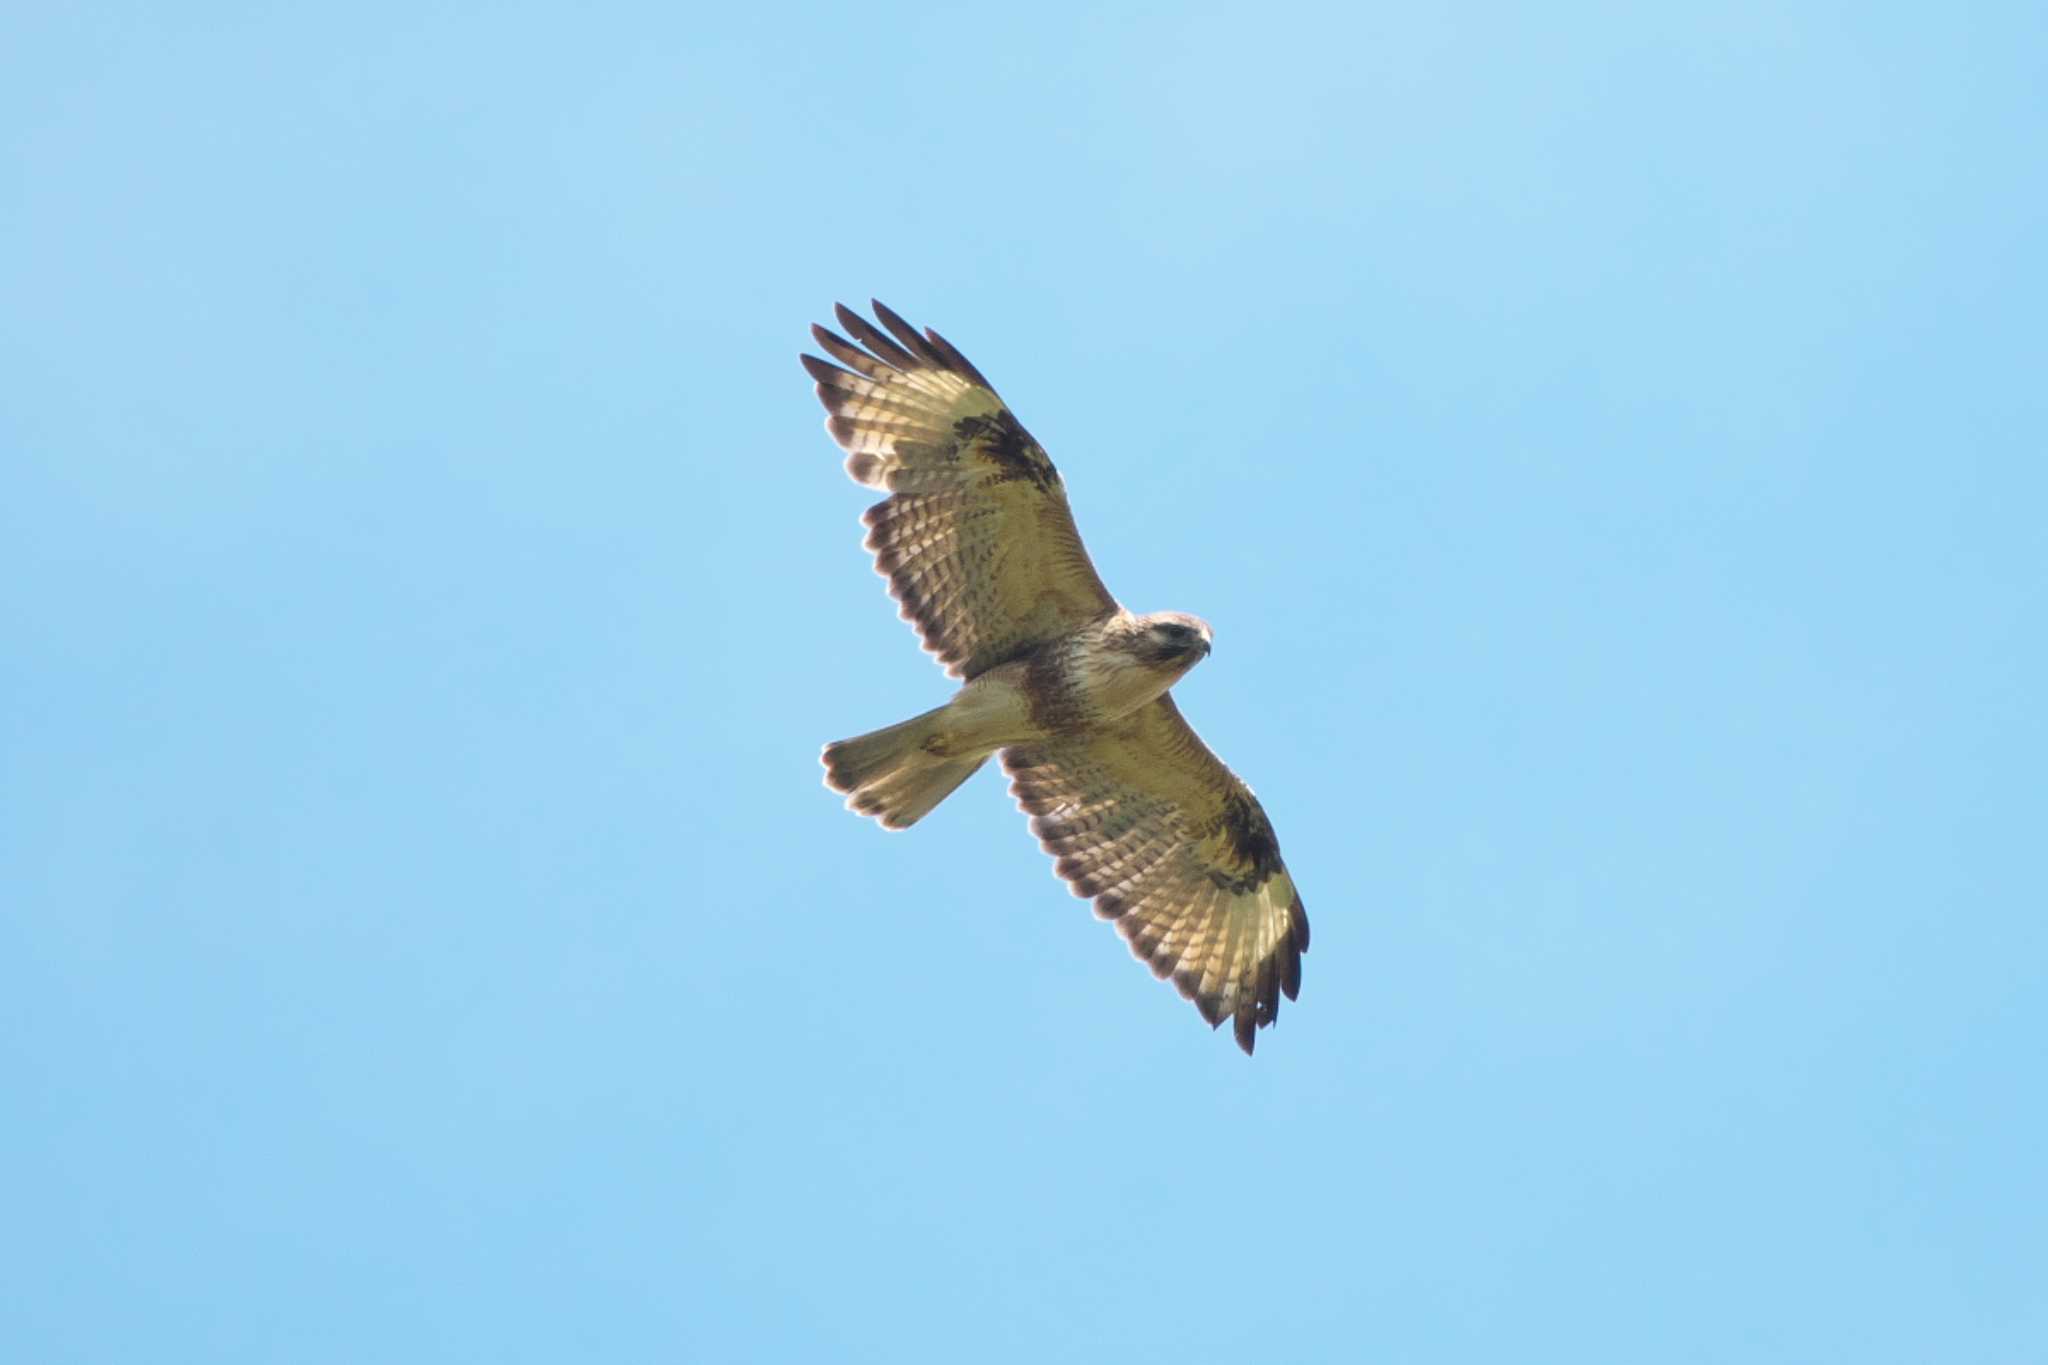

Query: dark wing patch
[[1003, 696, 1309, 1055], [953, 410, 1058, 491], [803, 302, 1116, 679], [1211, 790, 1284, 893]]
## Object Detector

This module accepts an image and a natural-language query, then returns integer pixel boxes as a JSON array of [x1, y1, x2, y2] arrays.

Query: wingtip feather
[[922, 326, 994, 389], [835, 303, 921, 370], [800, 352, 849, 386], [870, 299, 948, 368]]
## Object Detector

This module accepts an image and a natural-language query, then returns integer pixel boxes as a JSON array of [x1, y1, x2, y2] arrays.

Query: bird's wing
[[803, 302, 1118, 680], [1003, 696, 1309, 1054]]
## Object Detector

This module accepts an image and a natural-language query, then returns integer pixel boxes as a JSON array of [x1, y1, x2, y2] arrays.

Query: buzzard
[[805, 302, 1309, 1055]]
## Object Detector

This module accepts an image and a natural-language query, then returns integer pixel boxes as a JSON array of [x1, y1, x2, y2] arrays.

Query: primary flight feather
[[807, 302, 1309, 1055]]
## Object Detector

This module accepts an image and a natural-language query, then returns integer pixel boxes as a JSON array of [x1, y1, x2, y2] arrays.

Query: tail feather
[[822, 707, 987, 830]]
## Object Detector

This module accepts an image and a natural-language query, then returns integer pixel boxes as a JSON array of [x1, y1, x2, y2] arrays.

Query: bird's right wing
[[1003, 696, 1310, 1054], [803, 302, 1117, 680]]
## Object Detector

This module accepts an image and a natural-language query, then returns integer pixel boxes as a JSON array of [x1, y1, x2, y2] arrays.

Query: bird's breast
[[1024, 637, 1175, 735]]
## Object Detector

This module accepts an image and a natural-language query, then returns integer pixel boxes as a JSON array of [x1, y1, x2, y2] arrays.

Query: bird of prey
[[805, 302, 1309, 1055]]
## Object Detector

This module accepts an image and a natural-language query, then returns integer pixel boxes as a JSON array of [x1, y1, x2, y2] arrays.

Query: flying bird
[[805, 302, 1309, 1054]]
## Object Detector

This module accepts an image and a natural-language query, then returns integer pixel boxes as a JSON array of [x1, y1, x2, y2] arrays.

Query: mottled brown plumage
[[1005, 698, 1309, 1053], [804, 302, 1112, 680], [807, 302, 1308, 1055]]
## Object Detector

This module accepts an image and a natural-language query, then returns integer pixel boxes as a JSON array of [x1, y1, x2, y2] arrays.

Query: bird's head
[[1133, 611, 1214, 675]]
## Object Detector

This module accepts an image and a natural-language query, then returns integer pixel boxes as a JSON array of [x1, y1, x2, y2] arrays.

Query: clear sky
[[5, 3, 2044, 1362]]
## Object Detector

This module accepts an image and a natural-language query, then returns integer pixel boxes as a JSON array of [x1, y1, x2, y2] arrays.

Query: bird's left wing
[[802, 302, 1118, 680], [1003, 696, 1310, 1054]]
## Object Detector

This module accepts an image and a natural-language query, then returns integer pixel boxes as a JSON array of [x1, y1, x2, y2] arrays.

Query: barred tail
[[821, 706, 988, 830]]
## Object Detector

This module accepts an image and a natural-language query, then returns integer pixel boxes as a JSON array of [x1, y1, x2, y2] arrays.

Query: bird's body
[[806, 303, 1309, 1054], [822, 608, 1213, 824]]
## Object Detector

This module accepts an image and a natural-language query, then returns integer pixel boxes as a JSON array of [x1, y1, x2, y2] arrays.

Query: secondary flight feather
[[806, 302, 1309, 1054]]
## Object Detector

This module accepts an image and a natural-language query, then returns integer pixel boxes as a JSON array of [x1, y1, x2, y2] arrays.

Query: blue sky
[[5, 3, 2044, 1361]]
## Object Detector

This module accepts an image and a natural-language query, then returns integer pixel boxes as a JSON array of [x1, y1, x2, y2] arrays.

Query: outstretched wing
[[803, 301, 1118, 680], [1003, 697, 1310, 1055]]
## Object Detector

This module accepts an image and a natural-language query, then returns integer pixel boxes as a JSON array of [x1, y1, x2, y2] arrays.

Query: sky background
[[5, 3, 2044, 1361]]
